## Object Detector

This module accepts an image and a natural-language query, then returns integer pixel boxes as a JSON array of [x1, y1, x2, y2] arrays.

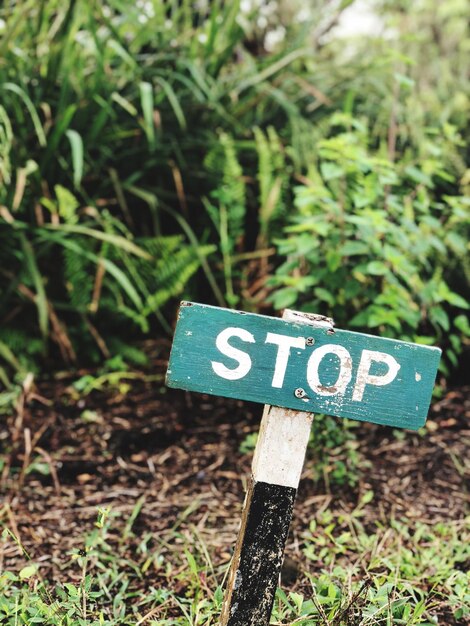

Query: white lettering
[[353, 350, 400, 401], [211, 327, 255, 380], [307, 344, 352, 396], [265, 333, 305, 388]]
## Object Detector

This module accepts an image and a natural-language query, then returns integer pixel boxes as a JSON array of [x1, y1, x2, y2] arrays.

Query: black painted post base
[[220, 478, 297, 626]]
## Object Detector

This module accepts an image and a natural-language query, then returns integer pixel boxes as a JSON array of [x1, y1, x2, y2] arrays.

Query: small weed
[[301, 508, 470, 625], [307, 416, 369, 488], [239, 431, 259, 454]]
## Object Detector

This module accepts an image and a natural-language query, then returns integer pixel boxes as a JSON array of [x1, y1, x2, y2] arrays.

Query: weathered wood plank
[[219, 479, 296, 626], [167, 302, 441, 430], [251, 404, 314, 488]]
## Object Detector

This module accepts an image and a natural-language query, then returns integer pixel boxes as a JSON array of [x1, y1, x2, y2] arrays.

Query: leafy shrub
[[0, 0, 318, 380], [267, 114, 469, 373], [0, 0, 468, 383]]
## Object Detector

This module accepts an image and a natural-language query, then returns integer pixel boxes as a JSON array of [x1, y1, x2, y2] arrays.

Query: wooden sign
[[167, 302, 441, 430], [166, 302, 441, 626]]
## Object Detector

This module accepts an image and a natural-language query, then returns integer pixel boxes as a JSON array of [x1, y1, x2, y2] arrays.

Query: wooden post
[[219, 311, 333, 626]]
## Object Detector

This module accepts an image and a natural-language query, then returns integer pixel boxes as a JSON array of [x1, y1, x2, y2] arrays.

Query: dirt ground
[[0, 345, 469, 621]]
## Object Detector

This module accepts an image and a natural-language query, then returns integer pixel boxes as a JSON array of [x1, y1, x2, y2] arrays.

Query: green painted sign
[[166, 302, 441, 430]]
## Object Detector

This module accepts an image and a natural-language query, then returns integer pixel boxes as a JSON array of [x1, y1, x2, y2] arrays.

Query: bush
[[0, 0, 468, 384], [267, 113, 469, 374]]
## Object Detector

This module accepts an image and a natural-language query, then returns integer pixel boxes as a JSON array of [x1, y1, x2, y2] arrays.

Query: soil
[[0, 344, 469, 622]]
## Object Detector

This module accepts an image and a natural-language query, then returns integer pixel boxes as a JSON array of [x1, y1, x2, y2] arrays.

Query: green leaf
[[2, 83, 46, 146], [19, 564, 38, 579], [43, 224, 152, 259], [429, 306, 450, 331], [154, 76, 186, 130], [64, 583, 80, 598], [454, 314, 470, 335], [349, 311, 369, 327], [235, 47, 308, 95], [46, 235, 144, 311], [270, 288, 298, 310], [360, 489, 374, 505], [414, 336, 437, 346], [405, 166, 433, 188], [326, 250, 341, 272], [394, 72, 415, 89], [320, 162, 344, 181], [111, 91, 138, 117], [444, 291, 469, 309], [366, 261, 388, 276], [55, 185, 79, 224], [314, 287, 335, 306], [445, 232, 467, 255], [20, 235, 48, 337], [184, 549, 198, 576], [0, 340, 23, 371], [340, 241, 369, 256]]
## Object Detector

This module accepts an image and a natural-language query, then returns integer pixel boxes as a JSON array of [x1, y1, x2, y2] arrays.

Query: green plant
[[1, 0, 468, 385], [306, 415, 368, 489], [300, 506, 470, 625], [0, 0, 320, 380], [268, 113, 469, 374], [239, 431, 259, 454], [0, 193, 214, 369]]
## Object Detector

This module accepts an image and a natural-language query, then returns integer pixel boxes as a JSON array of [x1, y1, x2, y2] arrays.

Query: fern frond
[[144, 240, 215, 312], [63, 238, 94, 309], [255, 125, 287, 241], [204, 131, 246, 251], [106, 234, 215, 321]]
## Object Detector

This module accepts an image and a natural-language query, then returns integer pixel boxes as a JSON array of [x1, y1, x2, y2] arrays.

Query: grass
[[1, 504, 468, 625], [0, 373, 468, 625]]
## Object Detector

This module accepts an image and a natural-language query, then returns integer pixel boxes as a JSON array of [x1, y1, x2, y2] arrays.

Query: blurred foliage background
[[0, 0, 468, 397]]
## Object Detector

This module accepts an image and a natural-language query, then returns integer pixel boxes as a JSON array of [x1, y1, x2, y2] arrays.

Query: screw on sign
[[166, 302, 441, 626]]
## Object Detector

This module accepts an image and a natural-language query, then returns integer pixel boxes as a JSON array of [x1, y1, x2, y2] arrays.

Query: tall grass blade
[[152, 202, 226, 307], [235, 48, 309, 95], [2, 83, 47, 147], [43, 224, 152, 260], [0, 340, 23, 372], [154, 77, 187, 130], [65, 129, 84, 188], [20, 235, 49, 338], [41, 104, 77, 172], [47, 236, 144, 311], [139, 82, 156, 148]]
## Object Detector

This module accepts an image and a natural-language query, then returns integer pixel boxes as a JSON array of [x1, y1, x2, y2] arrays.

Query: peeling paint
[[219, 480, 296, 626], [234, 570, 242, 590], [283, 309, 335, 330]]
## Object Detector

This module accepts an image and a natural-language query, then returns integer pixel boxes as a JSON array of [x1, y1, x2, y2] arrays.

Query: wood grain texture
[[251, 397, 313, 488], [166, 302, 441, 430]]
